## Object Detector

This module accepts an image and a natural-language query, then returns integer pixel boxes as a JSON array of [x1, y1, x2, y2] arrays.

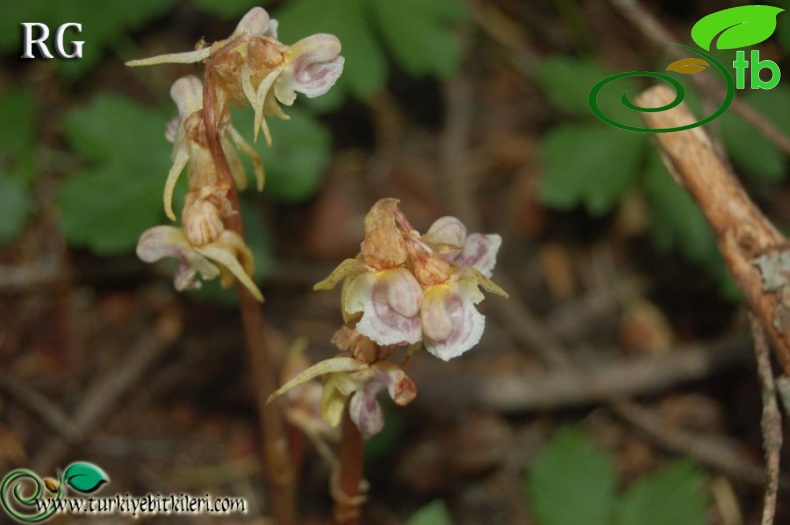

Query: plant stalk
[[334, 406, 363, 525], [202, 70, 297, 525]]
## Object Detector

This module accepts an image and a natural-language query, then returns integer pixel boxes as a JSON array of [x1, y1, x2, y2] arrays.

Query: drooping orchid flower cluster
[[271, 199, 506, 436], [129, 7, 344, 300]]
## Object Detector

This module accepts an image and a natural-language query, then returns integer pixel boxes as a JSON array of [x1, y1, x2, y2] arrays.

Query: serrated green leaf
[[0, 173, 33, 244], [63, 94, 169, 169], [275, 0, 387, 100], [192, 0, 270, 19], [58, 95, 170, 254], [4, 0, 175, 79], [57, 166, 164, 254], [407, 500, 452, 525], [719, 85, 790, 183], [0, 90, 37, 184], [616, 460, 707, 525], [371, 0, 466, 78], [232, 107, 331, 202], [691, 5, 783, 51], [540, 123, 646, 215], [63, 462, 109, 494], [527, 428, 616, 525]]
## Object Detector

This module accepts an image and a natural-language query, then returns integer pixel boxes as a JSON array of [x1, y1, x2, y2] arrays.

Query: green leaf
[[538, 57, 646, 126], [615, 460, 707, 525], [0, 173, 33, 244], [407, 500, 452, 525], [0, 90, 37, 184], [719, 85, 790, 183], [643, 153, 716, 264], [275, 0, 387, 100], [371, 0, 467, 78], [691, 5, 784, 51], [527, 428, 617, 525], [540, 123, 646, 215], [192, 0, 270, 19], [4, 1, 175, 79], [63, 462, 109, 494], [58, 94, 171, 254], [642, 153, 739, 300], [232, 107, 331, 202]]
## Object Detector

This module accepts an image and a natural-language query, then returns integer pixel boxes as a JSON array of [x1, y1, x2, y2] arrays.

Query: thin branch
[[478, 336, 749, 411], [612, 400, 773, 488], [636, 86, 790, 376], [750, 315, 783, 525], [0, 374, 81, 443]]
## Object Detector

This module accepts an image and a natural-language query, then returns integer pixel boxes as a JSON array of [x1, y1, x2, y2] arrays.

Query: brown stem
[[202, 70, 297, 525], [334, 406, 364, 525], [636, 86, 790, 376]]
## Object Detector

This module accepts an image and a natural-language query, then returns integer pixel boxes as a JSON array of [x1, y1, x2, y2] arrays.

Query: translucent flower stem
[[335, 405, 364, 525], [202, 64, 298, 525]]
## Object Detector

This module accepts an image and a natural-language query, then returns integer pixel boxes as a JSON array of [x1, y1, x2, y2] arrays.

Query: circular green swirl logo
[[588, 44, 734, 133]]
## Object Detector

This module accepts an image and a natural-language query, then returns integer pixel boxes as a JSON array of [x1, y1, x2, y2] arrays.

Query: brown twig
[[478, 336, 749, 411], [32, 310, 181, 472], [609, 0, 790, 156], [636, 86, 790, 376], [202, 65, 297, 525], [750, 315, 783, 525], [0, 373, 81, 443], [611, 400, 772, 487]]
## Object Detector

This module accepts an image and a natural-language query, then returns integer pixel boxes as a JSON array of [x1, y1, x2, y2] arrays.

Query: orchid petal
[[345, 269, 423, 346], [427, 216, 467, 251], [233, 7, 270, 37], [455, 234, 502, 277], [349, 388, 384, 436], [274, 34, 344, 105], [268, 356, 365, 404], [228, 125, 265, 191], [170, 75, 204, 120], [126, 48, 211, 67], [222, 136, 248, 191], [253, 66, 283, 145], [421, 284, 486, 361], [265, 19, 279, 39], [197, 243, 263, 302], [136, 226, 220, 282], [314, 258, 369, 291], [163, 147, 190, 221]]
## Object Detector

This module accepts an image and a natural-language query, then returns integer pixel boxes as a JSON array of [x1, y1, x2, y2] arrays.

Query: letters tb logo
[[733, 50, 781, 90], [21, 23, 84, 59]]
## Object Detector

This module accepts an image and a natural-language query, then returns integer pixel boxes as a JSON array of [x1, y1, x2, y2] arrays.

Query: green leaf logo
[[691, 5, 784, 51], [63, 462, 109, 494]]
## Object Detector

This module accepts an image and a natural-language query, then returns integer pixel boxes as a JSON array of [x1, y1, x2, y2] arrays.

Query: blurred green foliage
[[406, 500, 452, 525], [275, 0, 468, 110], [2, 0, 470, 263], [58, 94, 171, 254], [0, 91, 36, 242], [536, 55, 790, 298], [526, 428, 707, 525]]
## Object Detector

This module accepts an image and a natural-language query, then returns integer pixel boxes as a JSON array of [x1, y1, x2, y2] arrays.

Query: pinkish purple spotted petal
[[454, 233, 502, 277], [421, 283, 486, 361]]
